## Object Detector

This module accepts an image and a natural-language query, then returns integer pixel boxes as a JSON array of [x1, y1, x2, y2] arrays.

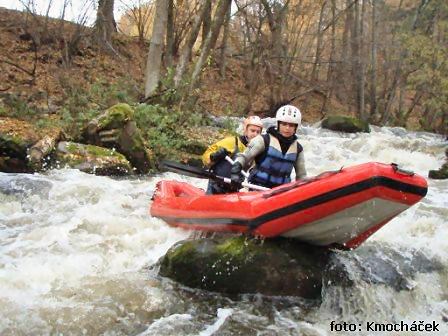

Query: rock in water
[[158, 236, 330, 299], [321, 115, 370, 133]]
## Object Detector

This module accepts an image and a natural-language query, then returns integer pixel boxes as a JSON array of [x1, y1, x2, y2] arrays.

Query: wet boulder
[[429, 162, 448, 179], [0, 173, 53, 201], [158, 236, 330, 299], [82, 103, 153, 174], [0, 117, 40, 173], [429, 148, 448, 179], [158, 237, 444, 298], [325, 243, 444, 291], [321, 115, 370, 133], [52, 141, 133, 175]]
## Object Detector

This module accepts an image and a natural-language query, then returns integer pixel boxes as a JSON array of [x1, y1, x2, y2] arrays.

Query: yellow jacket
[[202, 135, 247, 167]]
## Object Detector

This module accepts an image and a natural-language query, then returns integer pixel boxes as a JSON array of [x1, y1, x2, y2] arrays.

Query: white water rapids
[[0, 124, 447, 335]]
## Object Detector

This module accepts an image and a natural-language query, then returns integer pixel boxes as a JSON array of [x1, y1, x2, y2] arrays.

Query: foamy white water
[[0, 124, 447, 335]]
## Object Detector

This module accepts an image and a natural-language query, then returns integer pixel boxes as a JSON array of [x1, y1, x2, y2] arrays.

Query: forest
[[0, 0, 447, 137]]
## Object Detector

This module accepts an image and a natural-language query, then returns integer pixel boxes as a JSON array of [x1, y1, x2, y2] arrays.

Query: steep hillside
[[0, 6, 344, 129]]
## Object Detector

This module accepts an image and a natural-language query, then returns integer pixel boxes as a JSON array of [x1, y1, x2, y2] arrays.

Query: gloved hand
[[230, 162, 244, 187], [210, 147, 230, 163]]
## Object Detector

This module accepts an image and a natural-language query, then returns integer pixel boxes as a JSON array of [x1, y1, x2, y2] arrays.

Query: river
[[0, 124, 447, 335]]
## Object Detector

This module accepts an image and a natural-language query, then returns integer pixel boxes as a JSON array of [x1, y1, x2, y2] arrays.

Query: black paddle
[[160, 160, 269, 191]]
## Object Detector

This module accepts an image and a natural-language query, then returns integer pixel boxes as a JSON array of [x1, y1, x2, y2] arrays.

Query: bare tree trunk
[[219, 3, 232, 78], [357, 0, 366, 120], [58, 0, 67, 35], [43, 0, 53, 39], [381, 0, 427, 125], [235, 1, 265, 112], [350, 0, 365, 120], [174, 0, 212, 87], [260, 0, 290, 109], [201, 0, 212, 48], [322, 0, 337, 116], [165, 0, 174, 68], [246, 10, 265, 113], [189, 0, 232, 89], [337, 0, 353, 100], [327, 0, 337, 83], [95, 0, 117, 48], [369, 0, 378, 121], [382, 75, 399, 125], [397, 82, 405, 125], [401, 91, 423, 125], [351, 0, 359, 110], [144, 0, 169, 98], [311, 0, 327, 82]]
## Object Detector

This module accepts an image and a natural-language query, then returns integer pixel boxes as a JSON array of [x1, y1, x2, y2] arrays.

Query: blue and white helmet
[[275, 105, 301, 127]]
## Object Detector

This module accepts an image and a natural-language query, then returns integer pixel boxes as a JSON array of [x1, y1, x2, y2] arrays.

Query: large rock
[[82, 103, 153, 174], [159, 236, 331, 299], [53, 141, 133, 175], [321, 115, 370, 133], [429, 162, 448, 179], [429, 147, 448, 179], [0, 117, 40, 172], [326, 243, 443, 291], [158, 237, 443, 298]]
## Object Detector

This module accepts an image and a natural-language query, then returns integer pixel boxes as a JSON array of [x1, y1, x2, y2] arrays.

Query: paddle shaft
[[224, 156, 249, 178], [161, 160, 269, 191]]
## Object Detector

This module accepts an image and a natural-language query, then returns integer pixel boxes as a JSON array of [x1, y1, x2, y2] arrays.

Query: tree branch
[[0, 58, 36, 77]]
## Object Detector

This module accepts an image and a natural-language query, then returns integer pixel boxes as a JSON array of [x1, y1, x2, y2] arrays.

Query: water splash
[[0, 124, 447, 335]]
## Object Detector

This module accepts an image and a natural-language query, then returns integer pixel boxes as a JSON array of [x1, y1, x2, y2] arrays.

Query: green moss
[[322, 115, 370, 133], [215, 236, 269, 263], [351, 117, 369, 131], [98, 103, 135, 130], [216, 236, 248, 256], [169, 241, 197, 261], [64, 142, 125, 159], [85, 144, 124, 158], [158, 237, 329, 296], [160, 240, 201, 281], [64, 142, 79, 152], [428, 162, 448, 179], [54, 143, 133, 175], [56, 153, 85, 166]]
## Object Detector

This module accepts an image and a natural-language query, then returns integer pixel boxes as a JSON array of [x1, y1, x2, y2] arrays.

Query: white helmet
[[243, 115, 263, 130], [275, 105, 301, 127]]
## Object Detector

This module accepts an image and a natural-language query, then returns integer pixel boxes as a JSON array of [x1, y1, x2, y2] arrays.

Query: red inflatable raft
[[150, 162, 427, 249]]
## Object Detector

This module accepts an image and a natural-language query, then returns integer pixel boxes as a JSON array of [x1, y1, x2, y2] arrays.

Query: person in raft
[[202, 115, 263, 194], [231, 105, 306, 189]]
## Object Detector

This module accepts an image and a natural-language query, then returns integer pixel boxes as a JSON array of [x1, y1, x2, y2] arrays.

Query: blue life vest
[[250, 134, 302, 188]]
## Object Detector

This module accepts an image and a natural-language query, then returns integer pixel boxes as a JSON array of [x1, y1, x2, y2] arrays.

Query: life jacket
[[211, 136, 246, 178], [250, 133, 303, 188]]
